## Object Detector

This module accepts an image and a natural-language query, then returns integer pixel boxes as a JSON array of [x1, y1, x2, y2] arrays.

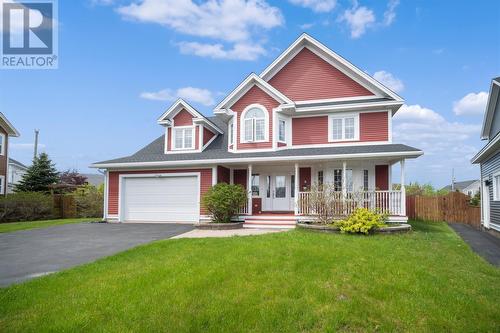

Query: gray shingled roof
[[94, 116, 422, 166], [9, 158, 28, 169], [441, 180, 479, 191]]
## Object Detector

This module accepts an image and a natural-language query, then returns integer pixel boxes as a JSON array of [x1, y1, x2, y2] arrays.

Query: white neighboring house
[[441, 180, 481, 197], [7, 158, 28, 193]]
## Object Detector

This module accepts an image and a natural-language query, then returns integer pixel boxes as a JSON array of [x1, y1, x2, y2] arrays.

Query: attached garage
[[120, 173, 200, 223]]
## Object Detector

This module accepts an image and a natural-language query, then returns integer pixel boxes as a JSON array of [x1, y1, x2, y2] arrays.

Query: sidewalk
[[448, 223, 500, 267]]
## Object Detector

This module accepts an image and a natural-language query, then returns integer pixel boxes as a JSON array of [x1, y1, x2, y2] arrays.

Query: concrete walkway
[[172, 228, 287, 239], [448, 223, 500, 267]]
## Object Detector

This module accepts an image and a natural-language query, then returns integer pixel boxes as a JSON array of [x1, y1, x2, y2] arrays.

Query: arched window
[[243, 107, 266, 142]]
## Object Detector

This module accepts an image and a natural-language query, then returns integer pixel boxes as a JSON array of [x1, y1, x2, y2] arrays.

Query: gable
[[489, 93, 500, 139], [230, 85, 282, 112], [268, 48, 374, 101], [173, 109, 194, 126]]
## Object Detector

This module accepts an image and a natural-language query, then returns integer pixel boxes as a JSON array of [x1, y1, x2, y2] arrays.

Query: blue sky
[[1, 0, 499, 187]]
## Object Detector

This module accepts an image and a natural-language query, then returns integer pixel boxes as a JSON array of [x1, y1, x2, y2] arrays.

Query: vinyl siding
[[292, 112, 389, 146], [203, 127, 216, 146], [107, 169, 212, 216], [481, 150, 500, 228], [268, 48, 374, 101], [0, 127, 7, 194], [173, 109, 194, 126], [488, 96, 500, 139], [231, 86, 279, 150]]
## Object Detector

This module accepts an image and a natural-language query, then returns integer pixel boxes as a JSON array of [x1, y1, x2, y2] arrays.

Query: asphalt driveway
[[0, 222, 193, 287]]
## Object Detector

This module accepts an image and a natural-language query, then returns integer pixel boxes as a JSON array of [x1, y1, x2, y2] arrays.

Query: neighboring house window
[[0, 176, 4, 195], [243, 107, 266, 142], [334, 169, 342, 191], [363, 170, 369, 191], [318, 170, 324, 188], [252, 174, 260, 196], [493, 173, 500, 200], [228, 120, 234, 146], [278, 119, 286, 142], [0, 133, 4, 155], [329, 114, 359, 141], [173, 127, 194, 149]]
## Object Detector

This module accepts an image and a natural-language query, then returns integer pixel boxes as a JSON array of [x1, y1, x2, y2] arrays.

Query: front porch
[[218, 158, 408, 227]]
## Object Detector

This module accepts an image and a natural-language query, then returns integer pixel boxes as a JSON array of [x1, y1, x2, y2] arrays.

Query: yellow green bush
[[336, 208, 386, 234]]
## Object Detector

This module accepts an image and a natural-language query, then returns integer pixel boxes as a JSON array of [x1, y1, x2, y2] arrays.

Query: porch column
[[294, 163, 299, 215], [342, 161, 347, 197], [400, 159, 406, 216], [229, 168, 234, 185], [247, 164, 253, 215]]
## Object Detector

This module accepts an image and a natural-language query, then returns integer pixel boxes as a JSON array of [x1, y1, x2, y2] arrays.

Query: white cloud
[[90, 0, 115, 5], [140, 87, 215, 106], [289, 0, 336, 13], [299, 23, 315, 30], [453, 92, 489, 116], [383, 0, 399, 26], [339, 5, 375, 38], [116, 0, 283, 60], [373, 70, 404, 93], [178, 41, 265, 61]]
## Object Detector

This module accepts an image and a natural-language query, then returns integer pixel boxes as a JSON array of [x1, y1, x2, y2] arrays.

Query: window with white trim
[[0, 134, 4, 156], [228, 120, 234, 146], [243, 107, 266, 142], [173, 127, 194, 149], [493, 173, 500, 200], [278, 119, 286, 142], [329, 114, 359, 141]]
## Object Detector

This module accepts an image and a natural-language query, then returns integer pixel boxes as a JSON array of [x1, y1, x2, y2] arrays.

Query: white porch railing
[[239, 201, 249, 215], [297, 190, 404, 216]]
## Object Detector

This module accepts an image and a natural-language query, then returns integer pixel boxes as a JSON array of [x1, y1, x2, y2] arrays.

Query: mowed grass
[[1, 221, 499, 332], [0, 218, 97, 233]]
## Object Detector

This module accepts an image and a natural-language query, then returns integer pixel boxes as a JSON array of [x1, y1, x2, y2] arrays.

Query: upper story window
[[0, 133, 4, 155], [278, 119, 286, 142], [173, 127, 194, 150], [227, 120, 234, 145], [242, 106, 267, 142], [329, 114, 359, 142]]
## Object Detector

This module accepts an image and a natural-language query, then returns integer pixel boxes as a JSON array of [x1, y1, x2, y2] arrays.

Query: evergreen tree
[[14, 153, 59, 192]]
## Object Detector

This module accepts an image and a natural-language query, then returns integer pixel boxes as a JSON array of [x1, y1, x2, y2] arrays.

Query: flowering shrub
[[336, 208, 386, 234]]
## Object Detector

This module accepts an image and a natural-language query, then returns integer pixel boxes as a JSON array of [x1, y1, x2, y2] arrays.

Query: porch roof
[[92, 117, 422, 168]]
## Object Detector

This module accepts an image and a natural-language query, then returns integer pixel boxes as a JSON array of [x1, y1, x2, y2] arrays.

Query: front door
[[272, 174, 291, 211]]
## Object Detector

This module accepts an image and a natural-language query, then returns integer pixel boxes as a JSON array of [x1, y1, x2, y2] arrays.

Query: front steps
[[243, 215, 297, 229]]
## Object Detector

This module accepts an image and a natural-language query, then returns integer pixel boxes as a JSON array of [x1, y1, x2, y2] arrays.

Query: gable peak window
[[242, 106, 267, 142], [329, 114, 359, 142], [173, 126, 194, 150]]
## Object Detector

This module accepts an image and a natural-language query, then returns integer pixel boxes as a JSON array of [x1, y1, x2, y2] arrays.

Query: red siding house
[[92, 34, 423, 227]]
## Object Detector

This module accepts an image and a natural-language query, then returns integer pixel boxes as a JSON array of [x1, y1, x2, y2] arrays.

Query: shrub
[[74, 185, 104, 218], [202, 183, 247, 223], [0, 192, 53, 222], [335, 208, 386, 234]]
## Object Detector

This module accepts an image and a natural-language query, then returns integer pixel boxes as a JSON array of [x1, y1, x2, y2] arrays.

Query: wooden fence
[[53, 195, 76, 219], [406, 192, 481, 229]]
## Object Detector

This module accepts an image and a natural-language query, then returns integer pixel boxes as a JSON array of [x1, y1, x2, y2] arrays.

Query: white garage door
[[122, 175, 199, 223]]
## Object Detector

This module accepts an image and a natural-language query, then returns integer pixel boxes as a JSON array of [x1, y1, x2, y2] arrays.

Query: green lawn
[[0, 221, 499, 332], [0, 218, 97, 233]]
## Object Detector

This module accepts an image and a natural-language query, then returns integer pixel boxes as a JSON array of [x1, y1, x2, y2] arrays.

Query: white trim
[[295, 95, 378, 105], [288, 141, 391, 149], [0, 175, 4, 195], [472, 131, 500, 163], [157, 99, 203, 123], [118, 172, 201, 223], [103, 170, 108, 220], [0, 133, 5, 156], [240, 104, 270, 143], [387, 110, 393, 143], [164, 127, 169, 154], [296, 100, 403, 113], [328, 113, 360, 142], [0, 112, 20, 137], [171, 125, 196, 151], [213, 73, 293, 113], [480, 78, 500, 139], [492, 171, 500, 201], [202, 130, 218, 151], [278, 117, 287, 143], [259, 34, 403, 102], [92, 150, 424, 169], [212, 166, 217, 186], [227, 118, 234, 149]]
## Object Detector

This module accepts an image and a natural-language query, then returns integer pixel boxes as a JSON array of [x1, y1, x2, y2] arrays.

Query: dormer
[[158, 99, 222, 154]]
